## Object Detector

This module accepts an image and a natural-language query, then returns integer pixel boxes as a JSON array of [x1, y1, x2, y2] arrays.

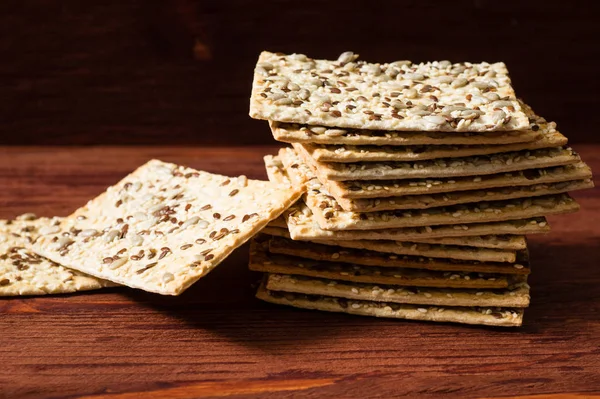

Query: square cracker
[[266, 274, 530, 308], [250, 51, 529, 132], [263, 154, 551, 240], [250, 238, 510, 290], [32, 159, 304, 295], [309, 191, 578, 231], [294, 142, 581, 181], [279, 146, 593, 212], [297, 103, 566, 163], [265, 235, 530, 275], [325, 163, 593, 200], [1, 215, 116, 296], [260, 224, 528, 251], [269, 234, 519, 264], [329, 179, 592, 212], [270, 121, 541, 146], [278, 148, 581, 231], [288, 201, 550, 241], [256, 280, 524, 327]]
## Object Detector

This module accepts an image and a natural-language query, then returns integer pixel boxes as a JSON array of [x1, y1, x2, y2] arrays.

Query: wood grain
[[0, 145, 599, 399], [1, 0, 599, 145]]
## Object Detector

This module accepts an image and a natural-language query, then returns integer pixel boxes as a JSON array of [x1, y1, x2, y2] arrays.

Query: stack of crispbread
[[248, 51, 594, 326]]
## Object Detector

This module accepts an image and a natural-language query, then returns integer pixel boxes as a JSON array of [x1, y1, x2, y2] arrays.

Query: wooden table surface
[[1, 145, 599, 399]]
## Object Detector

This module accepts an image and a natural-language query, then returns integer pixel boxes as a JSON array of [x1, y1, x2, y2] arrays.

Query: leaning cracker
[[304, 178, 578, 230], [283, 149, 580, 231], [288, 200, 550, 240], [269, 234, 518, 263], [327, 162, 593, 199], [250, 51, 529, 132], [263, 155, 552, 238], [279, 146, 592, 212], [266, 274, 531, 308], [336, 179, 593, 212], [257, 281, 523, 327], [266, 236, 529, 275], [295, 142, 581, 181], [33, 159, 304, 295], [0, 215, 116, 296], [271, 121, 541, 146], [276, 192, 550, 242], [250, 239, 509, 289]]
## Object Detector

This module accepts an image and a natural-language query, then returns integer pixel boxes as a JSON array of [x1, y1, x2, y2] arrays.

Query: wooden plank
[[0, 146, 598, 398]]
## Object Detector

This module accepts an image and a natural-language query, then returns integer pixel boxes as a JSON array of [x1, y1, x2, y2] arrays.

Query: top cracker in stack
[[250, 51, 529, 132]]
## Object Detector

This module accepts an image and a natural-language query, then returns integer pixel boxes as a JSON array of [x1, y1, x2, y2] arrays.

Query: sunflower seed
[[337, 51, 356, 65], [451, 78, 468, 88]]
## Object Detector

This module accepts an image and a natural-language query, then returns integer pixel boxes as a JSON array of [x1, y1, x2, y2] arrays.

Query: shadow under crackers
[[119, 238, 600, 353]]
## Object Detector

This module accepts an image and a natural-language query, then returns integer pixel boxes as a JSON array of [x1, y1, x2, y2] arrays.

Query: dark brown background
[[1, 0, 599, 146]]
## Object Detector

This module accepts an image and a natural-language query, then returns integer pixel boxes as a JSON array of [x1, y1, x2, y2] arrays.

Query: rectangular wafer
[[335, 179, 593, 212], [271, 121, 541, 146], [279, 146, 592, 212], [295, 142, 581, 181], [32, 159, 304, 295], [266, 274, 531, 308], [269, 234, 518, 263], [265, 159, 551, 240], [265, 235, 529, 275], [325, 163, 593, 199], [250, 238, 510, 289], [250, 51, 529, 132], [257, 281, 523, 327], [261, 224, 528, 250], [282, 148, 580, 231], [297, 104, 565, 162], [313, 193, 578, 231]]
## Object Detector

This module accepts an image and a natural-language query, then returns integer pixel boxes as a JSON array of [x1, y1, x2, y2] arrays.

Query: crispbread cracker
[[257, 281, 523, 327], [327, 163, 593, 199], [281, 149, 580, 231], [295, 142, 581, 181], [266, 274, 530, 308], [271, 121, 541, 146], [266, 236, 529, 275], [250, 238, 509, 289], [410, 234, 527, 250], [309, 192, 578, 231], [336, 179, 593, 212], [279, 146, 592, 212], [299, 107, 565, 162], [269, 234, 518, 263], [250, 51, 529, 132], [261, 224, 527, 250], [32, 160, 304, 295], [0, 215, 115, 296], [263, 154, 551, 239], [288, 200, 550, 240]]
